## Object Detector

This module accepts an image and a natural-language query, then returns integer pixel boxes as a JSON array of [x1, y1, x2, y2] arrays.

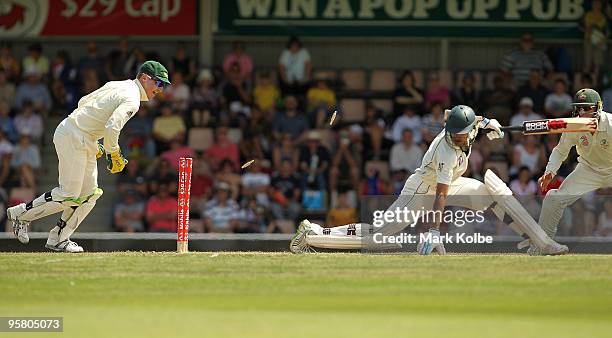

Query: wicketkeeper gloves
[[106, 151, 128, 174]]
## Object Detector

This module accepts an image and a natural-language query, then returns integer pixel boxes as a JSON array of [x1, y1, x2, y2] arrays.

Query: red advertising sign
[[0, 0, 196, 36]]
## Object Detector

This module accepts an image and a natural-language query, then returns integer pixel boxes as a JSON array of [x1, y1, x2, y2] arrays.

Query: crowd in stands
[[1, 30, 612, 237]]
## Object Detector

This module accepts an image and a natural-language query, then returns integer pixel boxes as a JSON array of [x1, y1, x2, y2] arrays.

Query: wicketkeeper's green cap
[[138, 60, 171, 84]]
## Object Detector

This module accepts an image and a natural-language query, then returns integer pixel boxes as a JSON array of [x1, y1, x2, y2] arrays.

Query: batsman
[[530, 88, 611, 255], [7, 61, 170, 252]]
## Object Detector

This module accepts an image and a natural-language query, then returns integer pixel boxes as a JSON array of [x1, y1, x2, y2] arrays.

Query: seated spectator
[[77, 41, 106, 85], [299, 131, 330, 190], [80, 68, 101, 96], [117, 160, 148, 196], [114, 190, 146, 232], [390, 129, 424, 174], [544, 79, 572, 118], [510, 166, 538, 196], [511, 135, 546, 177], [164, 72, 190, 112], [272, 95, 310, 141], [202, 182, 240, 233], [147, 158, 178, 196], [22, 43, 49, 78], [236, 198, 269, 233], [329, 128, 361, 192], [269, 159, 302, 221], [153, 103, 186, 153], [161, 139, 195, 172], [205, 126, 240, 171], [391, 170, 409, 195], [582, 0, 607, 81], [327, 190, 358, 227], [278, 36, 311, 97], [272, 133, 298, 170], [106, 37, 130, 81], [362, 105, 389, 161], [603, 75, 612, 112], [220, 62, 251, 114], [146, 183, 177, 232], [14, 101, 43, 141], [191, 69, 219, 126], [510, 97, 544, 127], [391, 106, 422, 144], [425, 72, 450, 109], [239, 121, 266, 162], [500, 32, 553, 86], [0, 130, 14, 188], [223, 40, 254, 82], [517, 70, 548, 114], [51, 50, 78, 112], [0, 71, 15, 108], [0, 101, 16, 142], [216, 159, 241, 199], [190, 156, 214, 211], [170, 42, 196, 83], [253, 71, 280, 115], [360, 161, 390, 196], [421, 102, 445, 145], [15, 68, 52, 112], [11, 135, 40, 190], [480, 75, 516, 126], [241, 159, 271, 206], [0, 43, 21, 81], [452, 71, 480, 108], [597, 200, 612, 237], [393, 70, 424, 116], [122, 106, 156, 159], [123, 46, 147, 79], [307, 78, 336, 128]]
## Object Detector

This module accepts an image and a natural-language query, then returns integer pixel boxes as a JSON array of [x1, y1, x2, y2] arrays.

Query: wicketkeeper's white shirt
[[67, 79, 148, 154]]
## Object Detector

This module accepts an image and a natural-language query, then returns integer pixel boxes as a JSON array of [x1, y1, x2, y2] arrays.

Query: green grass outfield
[[1, 253, 611, 338]]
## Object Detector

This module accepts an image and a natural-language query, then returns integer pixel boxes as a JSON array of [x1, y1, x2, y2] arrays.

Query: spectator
[[239, 118, 267, 162], [391, 106, 422, 144], [191, 69, 219, 126], [15, 68, 52, 112], [360, 161, 390, 196], [544, 79, 572, 118], [425, 72, 450, 109], [77, 41, 106, 85], [272, 133, 299, 171], [480, 75, 516, 126], [272, 95, 310, 141], [329, 129, 361, 191], [269, 159, 302, 221], [22, 43, 49, 78], [106, 37, 131, 80], [51, 50, 78, 112], [11, 135, 40, 190], [190, 156, 214, 211], [500, 32, 553, 86], [0, 101, 16, 142], [0, 43, 20, 81], [517, 70, 548, 114], [146, 183, 178, 232], [117, 160, 148, 196], [14, 100, 43, 141], [298, 130, 330, 190], [390, 129, 424, 174], [253, 71, 280, 114], [362, 105, 389, 161], [0, 130, 14, 187], [122, 106, 156, 159], [114, 190, 146, 232], [220, 62, 251, 124], [223, 40, 254, 82], [510, 97, 544, 126], [306, 78, 336, 128], [510, 166, 538, 196], [80, 68, 101, 96], [597, 199, 612, 236], [206, 127, 240, 171], [511, 136, 546, 177], [123, 46, 147, 79], [216, 159, 241, 199], [327, 191, 357, 227], [421, 102, 445, 145], [241, 160, 271, 206], [170, 42, 196, 83], [278, 36, 311, 96], [0, 71, 15, 108], [602, 72, 612, 111], [393, 70, 424, 116], [236, 198, 269, 233], [452, 71, 480, 109], [582, 0, 608, 81], [202, 182, 240, 233], [567, 198, 596, 236], [147, 158, 178, 196], [164, 72, 190, 112], [152, 103, 186, 153]]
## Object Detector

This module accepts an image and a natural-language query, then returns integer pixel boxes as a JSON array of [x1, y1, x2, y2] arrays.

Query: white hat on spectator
[[197, 69, 213, 82], [519, 97, 534, 107], [349, 124, 363, 135]]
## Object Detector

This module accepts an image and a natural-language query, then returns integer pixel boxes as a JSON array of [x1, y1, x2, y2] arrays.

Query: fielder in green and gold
[[533, 88, 612, 254]]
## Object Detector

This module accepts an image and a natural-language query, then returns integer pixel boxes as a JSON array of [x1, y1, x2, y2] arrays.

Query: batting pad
[[306, 235, 364, 249], [484, 170, 553, 250]]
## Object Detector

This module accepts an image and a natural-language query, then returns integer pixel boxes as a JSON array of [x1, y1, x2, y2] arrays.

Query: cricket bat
[[500, 117, 598, 135]]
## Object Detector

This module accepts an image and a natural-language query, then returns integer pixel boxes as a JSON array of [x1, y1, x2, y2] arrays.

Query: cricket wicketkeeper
[[530, 88, 611, 255], [7, 61, 170, 252]]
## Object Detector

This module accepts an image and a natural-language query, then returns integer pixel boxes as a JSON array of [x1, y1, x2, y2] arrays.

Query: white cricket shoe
[[530, 241, 569, 256], [7, 206, 29, 244], [290, 219, 315, 254], [45, 240, 84, 253]]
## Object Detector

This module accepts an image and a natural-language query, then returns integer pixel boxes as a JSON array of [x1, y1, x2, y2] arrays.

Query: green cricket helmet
[[572, 88, 602, 117], [444, 105, 478, 150]]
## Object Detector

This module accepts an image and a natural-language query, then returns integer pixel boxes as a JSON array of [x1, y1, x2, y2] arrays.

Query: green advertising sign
[[217, 0, 590, 38]]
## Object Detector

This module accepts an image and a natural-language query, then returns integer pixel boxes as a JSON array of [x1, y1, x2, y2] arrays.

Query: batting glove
[[417, 229, 446, 255], [106, 151, 128, 174], [480, 118, 504, 140]]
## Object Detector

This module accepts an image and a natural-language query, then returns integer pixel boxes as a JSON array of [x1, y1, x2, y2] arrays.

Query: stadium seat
[[313, 69, 338, 81], [227, 128, 243, 144], [455, 71, 483, 91], [369, 70, 396, 92], [188, 128, 214, 151], [370, 99, 393, 115], [339, 99, 366, 123], [365, 160, 390, 182], [341, 69, 366, 91]]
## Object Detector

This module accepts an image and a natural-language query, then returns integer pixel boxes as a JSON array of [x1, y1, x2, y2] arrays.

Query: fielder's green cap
[[138, 60, 171, 84]]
